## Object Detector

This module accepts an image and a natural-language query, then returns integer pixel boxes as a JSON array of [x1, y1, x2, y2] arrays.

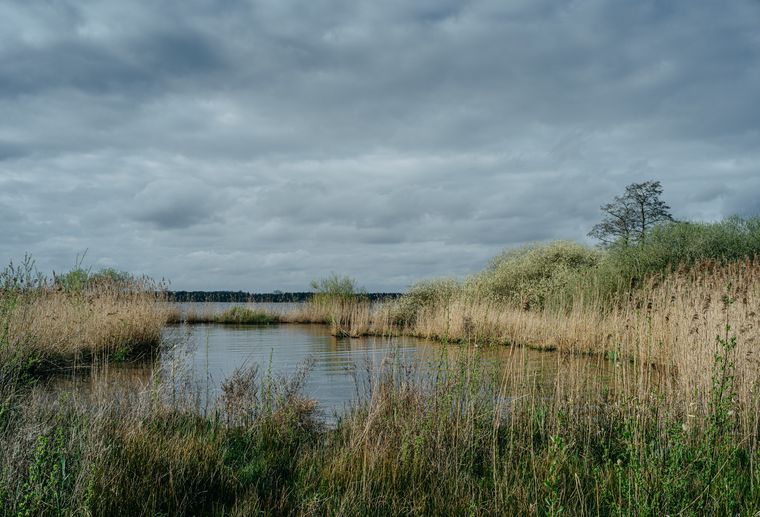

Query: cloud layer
[[1, 0, 759, 290]]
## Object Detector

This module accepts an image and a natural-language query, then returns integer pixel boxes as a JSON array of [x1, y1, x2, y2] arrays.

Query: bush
[[604, 217, 760, 286], [467, 241, 602, 310], [456, 217, 760, 311], [310, 273, 362, 301], [309, 273, 365, 317], [54, 267, 146, 294], [392, 278, 461, 325]]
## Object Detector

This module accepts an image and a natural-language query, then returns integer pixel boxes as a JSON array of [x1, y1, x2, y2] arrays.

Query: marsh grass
[[0, 259, 172, 378], [391, 260, 760, 401], [213, 306, 280, 325], [184, 303, 218, 324], [179, 298, 378, 337], [180, 304, 284, 325], [276, 274, 377, 337]]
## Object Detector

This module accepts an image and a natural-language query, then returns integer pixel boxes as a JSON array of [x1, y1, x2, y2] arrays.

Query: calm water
[[161, 323, 561, 417], [49, 305, 615, 420]]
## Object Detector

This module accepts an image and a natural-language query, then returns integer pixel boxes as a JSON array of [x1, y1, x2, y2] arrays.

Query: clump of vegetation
[[182, 303, 217, 324], [51, 251, 145, 295], [0, 256, 172, 380], [293, 273, 372, 336], [214, 306, 280, 325], [310, 273, 362, 302], [391, 277, 462, 326], [467, 241, 602, 310], [602, 217, 760, 285]]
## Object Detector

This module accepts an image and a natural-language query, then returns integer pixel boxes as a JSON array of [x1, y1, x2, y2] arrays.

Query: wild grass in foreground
[[0, 328, 757, 516]]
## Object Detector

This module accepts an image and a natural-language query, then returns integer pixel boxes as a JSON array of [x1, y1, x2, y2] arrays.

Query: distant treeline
[[168, 291, 403, 303]]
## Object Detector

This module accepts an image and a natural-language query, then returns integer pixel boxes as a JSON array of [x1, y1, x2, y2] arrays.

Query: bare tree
[[589, 180, 673, 245]]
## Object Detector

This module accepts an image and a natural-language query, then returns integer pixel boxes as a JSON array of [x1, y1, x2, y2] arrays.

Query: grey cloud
[[0, 141, 27, 161], [131, 179, 224, 230], [722, 177, 760, 218]]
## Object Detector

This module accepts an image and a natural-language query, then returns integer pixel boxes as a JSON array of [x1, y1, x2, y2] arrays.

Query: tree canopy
[[589, 180, 673, 245]]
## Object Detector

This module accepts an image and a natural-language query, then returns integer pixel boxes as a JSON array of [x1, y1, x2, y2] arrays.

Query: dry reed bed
[[276, 298, 376, 337], [401, 261, 757, 388], [182, 303, 288, 324], [2, 287, 173, 369], [183, 303, 220, 323]]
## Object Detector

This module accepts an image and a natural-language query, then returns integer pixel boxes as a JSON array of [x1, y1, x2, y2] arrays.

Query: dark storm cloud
[[1, 0, 759, 290], [0, 10, 226, 98], [0, 141, 26, 161], [130, 178, 225, 230]]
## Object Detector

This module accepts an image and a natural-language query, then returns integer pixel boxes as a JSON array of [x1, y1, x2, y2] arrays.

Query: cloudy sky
[[1, 0, 759, 291]]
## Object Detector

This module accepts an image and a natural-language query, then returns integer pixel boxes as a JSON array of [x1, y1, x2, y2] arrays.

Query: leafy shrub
[[453, 217, 760, 311], [54, 267, 145, 294], [310, 273, 362, 301], [392, 278, 461, 325], [467, 241, 602, 310], [308, 273, 365, 323], [604, 217, 760, 287]]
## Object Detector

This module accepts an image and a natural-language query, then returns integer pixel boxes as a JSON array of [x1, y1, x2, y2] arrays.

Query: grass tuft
[[214, 306, 280, 325]]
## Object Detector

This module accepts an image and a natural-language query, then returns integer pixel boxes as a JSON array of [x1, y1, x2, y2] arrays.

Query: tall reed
[[1, 259, 173, 376], [279, 273, 376, 337]]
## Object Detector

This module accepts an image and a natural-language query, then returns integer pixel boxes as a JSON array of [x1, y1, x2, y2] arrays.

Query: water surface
[[49, 310, 615, 419]]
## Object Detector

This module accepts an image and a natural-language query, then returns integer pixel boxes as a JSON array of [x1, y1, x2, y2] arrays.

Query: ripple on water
[[46, 320, 617, 421]]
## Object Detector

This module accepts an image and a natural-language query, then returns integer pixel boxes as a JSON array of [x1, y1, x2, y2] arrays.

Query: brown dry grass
[[165, 260, 760, 407], [2, 284, 173, 371], [184, 303, 218, 323], [278, 297, 376, 337]]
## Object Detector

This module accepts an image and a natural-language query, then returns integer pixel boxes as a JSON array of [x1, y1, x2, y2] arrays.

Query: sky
[[1, 0, 759, 292]]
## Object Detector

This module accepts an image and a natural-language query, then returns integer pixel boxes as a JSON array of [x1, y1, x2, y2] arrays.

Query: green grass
[[467, 240, 603, 310], [213, 306, 280, 325]]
